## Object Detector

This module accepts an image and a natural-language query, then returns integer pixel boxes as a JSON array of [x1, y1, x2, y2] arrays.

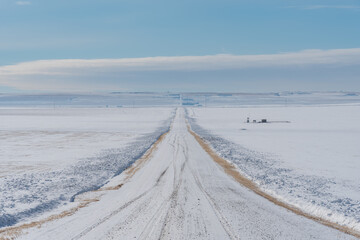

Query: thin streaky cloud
[[16, 1, 31, 5], [289, 5, 360, 10], [1, 48, 360, 76]]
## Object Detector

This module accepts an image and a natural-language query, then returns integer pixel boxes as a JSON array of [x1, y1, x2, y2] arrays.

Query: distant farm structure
[[246, 117, 290, 124]]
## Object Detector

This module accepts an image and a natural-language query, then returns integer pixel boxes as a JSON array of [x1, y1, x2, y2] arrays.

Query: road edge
[[188, 125, 360, 239], [0, 129, 170, 240]]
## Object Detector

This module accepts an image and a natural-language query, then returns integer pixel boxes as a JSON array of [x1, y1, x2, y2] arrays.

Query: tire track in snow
[[71, 187, 150, 240], [100, 131, 179, 240], [189, 167, 239, 240], [158, 138, 187, 239]]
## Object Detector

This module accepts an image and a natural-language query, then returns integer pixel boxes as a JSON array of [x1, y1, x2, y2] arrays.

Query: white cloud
[[16, 1, 31, 6], [298, 5, 360, 10], [1, 48, 360, 91], [2, 48, 360, 75]]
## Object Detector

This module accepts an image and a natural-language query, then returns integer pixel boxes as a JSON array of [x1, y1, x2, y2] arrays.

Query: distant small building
[[261, 119, 267, 123]]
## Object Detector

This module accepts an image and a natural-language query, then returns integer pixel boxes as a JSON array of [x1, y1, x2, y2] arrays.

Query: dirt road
[[16, 108, 355, 240]]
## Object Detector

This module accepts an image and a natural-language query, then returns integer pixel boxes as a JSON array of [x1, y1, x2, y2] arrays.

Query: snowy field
[[0, 108, 174, 228], [187, 104, 360, 232], [10, 109, 356, 240], [0, 92, 359, 239]]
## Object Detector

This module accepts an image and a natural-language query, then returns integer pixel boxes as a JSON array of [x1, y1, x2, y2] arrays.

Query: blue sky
[[0, 0, 360, 92]]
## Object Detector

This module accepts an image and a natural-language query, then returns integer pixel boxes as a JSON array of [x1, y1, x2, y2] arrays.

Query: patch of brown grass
[[0, 198, 99, 240], [100, 184, 123, 191], [123, 130, 169, 180], [188, 126, 360, 239]]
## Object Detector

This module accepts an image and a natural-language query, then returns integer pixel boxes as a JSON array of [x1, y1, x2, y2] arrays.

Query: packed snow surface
[[15, 109, 355, 239], [0, 108, 174, 228], [187, 105, 360, 232]]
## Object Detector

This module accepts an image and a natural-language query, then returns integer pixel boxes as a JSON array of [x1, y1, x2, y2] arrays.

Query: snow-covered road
[[15, 108, 355, 239]]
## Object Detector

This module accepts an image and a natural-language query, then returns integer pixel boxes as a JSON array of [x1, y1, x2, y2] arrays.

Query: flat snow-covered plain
[[13, 108, 356, 240], [1, 92, 360, 239], [0, 108, 174, 228], [187, 104, 360, 232]]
